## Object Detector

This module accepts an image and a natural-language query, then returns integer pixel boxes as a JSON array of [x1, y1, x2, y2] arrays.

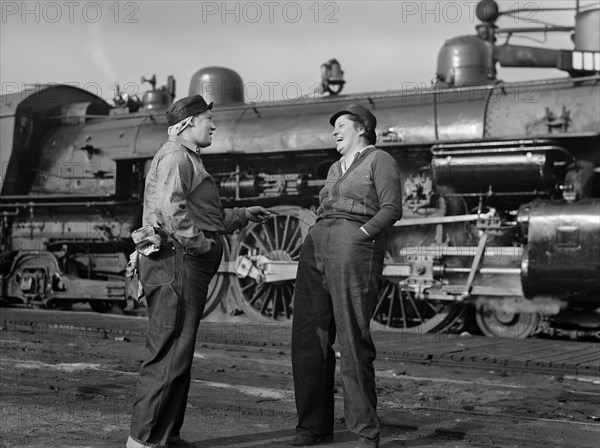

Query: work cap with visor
[[166, 95, 213, 126], [329, 104, 377, 144], [165, 95, 213, 136]]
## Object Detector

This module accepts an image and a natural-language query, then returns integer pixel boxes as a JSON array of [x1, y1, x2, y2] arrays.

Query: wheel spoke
[[283, 283, 294, 319], [406, 290, 424, 323], [287, 245, 302, 260], [259, 286, 272, 314], [273, 216, 281, 249], [271, 287, 280, 317], [280, 215, 292, 251], [241, 281, 254, 293], [248, 283, 266, 306], [279, 286, 289, 319], [372, 283, 389, 318], [249, 228, 270, 253], [262, 222, 278, 252], [282, 222, 300, 252], [425, 299, 439, 313], [386, 285, 395, 328], [240, 242, 254, 253], [399, 287, 408, 330]]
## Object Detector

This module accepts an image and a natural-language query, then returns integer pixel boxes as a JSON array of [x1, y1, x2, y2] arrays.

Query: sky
[[1, 0, 598, 103]]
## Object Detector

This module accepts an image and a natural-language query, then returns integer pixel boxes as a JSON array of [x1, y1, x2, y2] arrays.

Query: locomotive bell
[[140, 74, 174, 111], [189, 67, 244, 105], [141, 90, 173, 111]]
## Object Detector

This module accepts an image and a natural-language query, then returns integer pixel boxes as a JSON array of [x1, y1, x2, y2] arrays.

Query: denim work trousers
[[129, 238, 223, 447], [292, 218, 385, 440]]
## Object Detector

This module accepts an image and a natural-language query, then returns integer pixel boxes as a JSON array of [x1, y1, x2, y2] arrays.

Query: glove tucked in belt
[[131, 225, 163, 256]]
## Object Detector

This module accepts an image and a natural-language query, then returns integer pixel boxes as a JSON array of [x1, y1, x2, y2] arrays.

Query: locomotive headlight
[[320, 59, 345, 95]]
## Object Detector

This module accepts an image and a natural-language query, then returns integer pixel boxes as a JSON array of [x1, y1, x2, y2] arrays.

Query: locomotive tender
[[1, 0, 599, 338]]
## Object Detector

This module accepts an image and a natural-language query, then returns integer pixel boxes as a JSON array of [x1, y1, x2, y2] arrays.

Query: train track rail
[[2, 308, 598, 378]]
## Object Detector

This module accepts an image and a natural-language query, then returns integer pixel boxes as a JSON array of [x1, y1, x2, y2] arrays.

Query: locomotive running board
[[230, 244, 523, 286], [398, 246, 523, 259], [392, 214, 485, 226]]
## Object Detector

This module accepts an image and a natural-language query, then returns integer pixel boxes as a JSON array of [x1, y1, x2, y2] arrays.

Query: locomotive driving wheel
[[231, 205, 316, 323], [371, 279, 464, 332]]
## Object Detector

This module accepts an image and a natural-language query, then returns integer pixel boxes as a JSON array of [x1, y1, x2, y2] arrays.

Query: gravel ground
[[1, 311, 599, 447]]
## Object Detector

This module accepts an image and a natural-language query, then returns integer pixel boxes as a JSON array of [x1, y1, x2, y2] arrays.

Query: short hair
[[343, 114, 377, 145]]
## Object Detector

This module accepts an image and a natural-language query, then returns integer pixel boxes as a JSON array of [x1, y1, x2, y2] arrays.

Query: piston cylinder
[[431, 151, 554, 190]]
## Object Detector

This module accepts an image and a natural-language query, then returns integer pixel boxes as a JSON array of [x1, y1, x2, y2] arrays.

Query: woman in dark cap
[[290, 104, 403, 448]]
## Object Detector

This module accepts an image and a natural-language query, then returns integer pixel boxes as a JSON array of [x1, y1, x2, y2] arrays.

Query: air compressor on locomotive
[[1, 0, 599, 338]]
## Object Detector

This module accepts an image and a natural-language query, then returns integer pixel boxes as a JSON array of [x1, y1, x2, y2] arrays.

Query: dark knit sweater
[[317, 146, 403, 238]]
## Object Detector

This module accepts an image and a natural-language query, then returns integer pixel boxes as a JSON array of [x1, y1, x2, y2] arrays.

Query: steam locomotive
[[1, 0, 599, 338]]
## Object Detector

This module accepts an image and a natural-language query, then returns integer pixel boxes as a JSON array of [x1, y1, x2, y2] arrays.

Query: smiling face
[[188, 109, 216, 148], [332, 114, 365, 157]]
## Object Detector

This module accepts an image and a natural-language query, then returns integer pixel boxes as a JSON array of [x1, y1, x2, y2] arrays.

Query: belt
[[153, 227, 221, 242], [202, 230, 222, 239], [318, 216, 365, 224]]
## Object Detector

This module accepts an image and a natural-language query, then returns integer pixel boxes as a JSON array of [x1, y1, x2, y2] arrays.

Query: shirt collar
[[170, 134, 202, 155], [341, 145, 372, 164]]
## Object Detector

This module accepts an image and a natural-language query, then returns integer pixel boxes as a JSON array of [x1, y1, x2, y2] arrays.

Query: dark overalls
[[128, 232, 223, 447], [128, 134, 248, 447], [292, 217, 386, 440]]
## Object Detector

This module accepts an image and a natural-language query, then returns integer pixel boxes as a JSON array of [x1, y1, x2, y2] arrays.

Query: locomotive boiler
[[1, 0, 599, 338]]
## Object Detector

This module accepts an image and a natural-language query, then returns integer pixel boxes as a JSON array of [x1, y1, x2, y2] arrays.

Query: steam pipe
[[431, 144, 575, 164], [496, 26, 574, 34], [433, 138, 558, 149], [495, 45, 561, 68], [500, 8, 575, 16]]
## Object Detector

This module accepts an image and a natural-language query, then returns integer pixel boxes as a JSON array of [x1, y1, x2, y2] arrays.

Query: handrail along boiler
[[1, 0, 599, 338]]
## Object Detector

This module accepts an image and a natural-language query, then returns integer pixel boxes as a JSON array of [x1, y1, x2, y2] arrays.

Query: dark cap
[[166, 95, 213, 126], [329, 104, 377, 144]]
